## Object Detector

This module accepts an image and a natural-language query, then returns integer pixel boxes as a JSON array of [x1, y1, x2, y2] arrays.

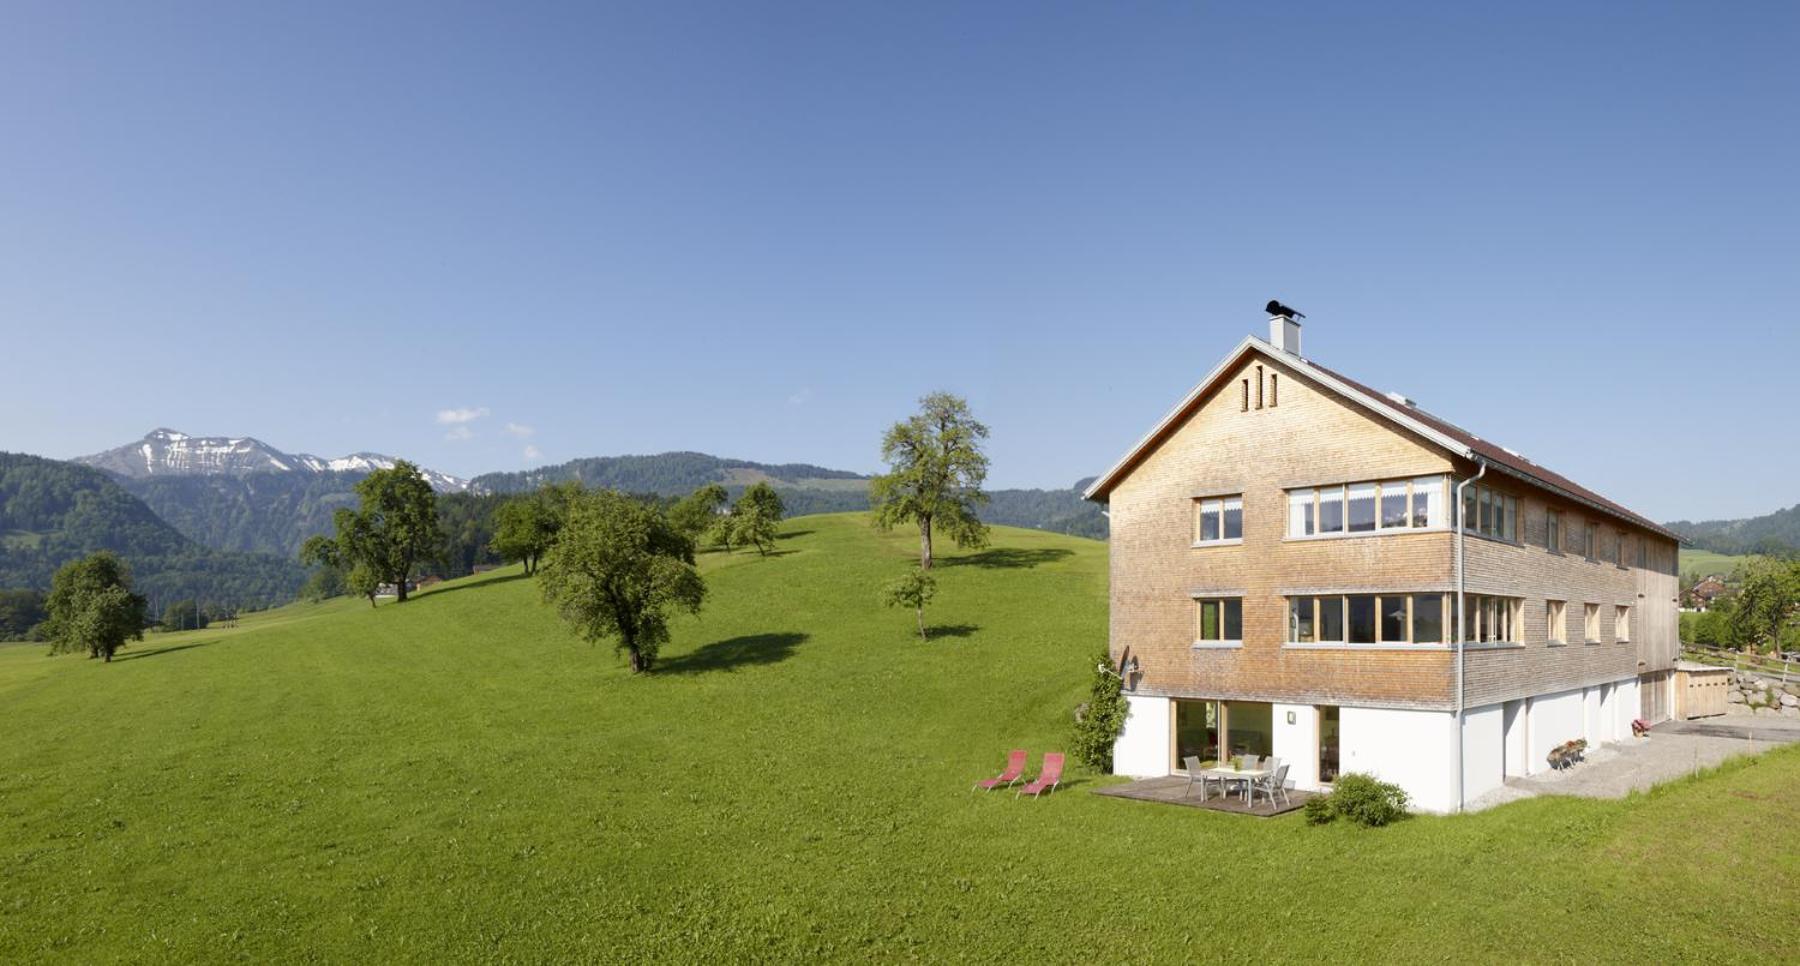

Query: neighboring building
[[1681, 575, 1727, 612], [1084, 313, 1681, 812]]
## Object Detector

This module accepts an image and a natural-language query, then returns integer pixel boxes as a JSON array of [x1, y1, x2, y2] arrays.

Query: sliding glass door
[[1173, 699, 1220, 771]]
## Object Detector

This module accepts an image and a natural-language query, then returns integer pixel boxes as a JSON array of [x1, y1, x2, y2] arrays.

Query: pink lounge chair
[[973, 749, 1028, 792], [1016, 753, 1064, 799]]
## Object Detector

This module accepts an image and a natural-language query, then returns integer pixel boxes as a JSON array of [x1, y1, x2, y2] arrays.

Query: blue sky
[[1, 2, 1794, 521]]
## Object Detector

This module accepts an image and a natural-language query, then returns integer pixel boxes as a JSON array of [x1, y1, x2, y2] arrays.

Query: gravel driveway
[[1467, 714, 1798, 811]]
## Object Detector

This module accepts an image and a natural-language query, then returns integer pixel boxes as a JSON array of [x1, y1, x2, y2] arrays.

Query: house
[[1083, 312, 1681, 812], [1682, 575, 1727, 612]]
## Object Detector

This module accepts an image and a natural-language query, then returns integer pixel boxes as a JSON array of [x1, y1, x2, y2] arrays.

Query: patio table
[[1196, 765, 1272, 803]]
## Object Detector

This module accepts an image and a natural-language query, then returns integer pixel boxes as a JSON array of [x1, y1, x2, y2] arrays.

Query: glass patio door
[[1173, 699, 1221, 771]]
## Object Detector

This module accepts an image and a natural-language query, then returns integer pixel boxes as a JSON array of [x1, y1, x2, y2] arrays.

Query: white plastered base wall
[[1113, 694, 1172, 778]]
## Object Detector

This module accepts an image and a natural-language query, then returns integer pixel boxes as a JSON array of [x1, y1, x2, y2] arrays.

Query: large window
[[1194, 495, 1243, 544], [1287, 477, 1447, 538], [1174, 700, 1272, 768], [1289, 593, 1447, 645], [1174, 699, 1221, 769], [1195, 597, 1243, 644], [1546, 510, 1562, 552], [1547, 600, 1567, 644], [1583, 523, 1598, 561], [1584, 603, 1601, 643], [1460, 484, 1518, 542], [1462, 594, 1521, 643]]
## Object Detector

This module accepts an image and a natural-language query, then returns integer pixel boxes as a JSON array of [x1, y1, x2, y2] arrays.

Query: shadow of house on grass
[[657, 632, 809, 675], [940, 547, 1073, 570]]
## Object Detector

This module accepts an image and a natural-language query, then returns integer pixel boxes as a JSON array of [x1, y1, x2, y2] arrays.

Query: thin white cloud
[[435, 406, 489, 425], [523, 444, 542, 461], [787, 388, 813, 407], [505, 422, 535, 438], [445, 425, 474, 442]]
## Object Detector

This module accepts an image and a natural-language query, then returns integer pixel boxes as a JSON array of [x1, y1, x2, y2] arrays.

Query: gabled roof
[[1082, 336, 1680, 542]]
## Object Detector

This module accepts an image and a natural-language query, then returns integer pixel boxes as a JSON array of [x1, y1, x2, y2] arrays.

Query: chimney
[[1269, 313, 1302, 356]]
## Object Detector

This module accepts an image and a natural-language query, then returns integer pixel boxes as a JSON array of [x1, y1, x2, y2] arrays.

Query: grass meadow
[[2, 514, 1795, 962]]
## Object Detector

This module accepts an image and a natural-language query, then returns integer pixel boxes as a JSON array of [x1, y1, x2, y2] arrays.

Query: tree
[[881, 567, 937, 642], [1071, 651, 1130, 772], [537, 490, 706, 673], [729, 482, 785, 556], [669, 483, 728, 547], [1726, 559, 1800, 654], [301, 461, 441, 604], [870, 392, 990, 569], [43, 552, 148, 662], [0, 589, 47, 642], [160, 598, 208, 632], [490, 494, 561, 575]]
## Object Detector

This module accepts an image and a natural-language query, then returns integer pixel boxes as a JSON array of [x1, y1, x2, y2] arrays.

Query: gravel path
[[1466, 714, 1798, 811]]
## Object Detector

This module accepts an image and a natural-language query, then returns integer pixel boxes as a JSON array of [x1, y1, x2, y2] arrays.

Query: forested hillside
[[118, 471, 366, 558], [0, 453, 306, 610], [1666, 503, 1800, 557]]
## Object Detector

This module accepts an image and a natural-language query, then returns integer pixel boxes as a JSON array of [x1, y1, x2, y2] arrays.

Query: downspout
[[1453, 458, 1487, 814]]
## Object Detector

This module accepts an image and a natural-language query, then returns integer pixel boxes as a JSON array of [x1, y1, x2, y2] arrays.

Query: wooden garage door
[[1639, 671, 1670, 723]]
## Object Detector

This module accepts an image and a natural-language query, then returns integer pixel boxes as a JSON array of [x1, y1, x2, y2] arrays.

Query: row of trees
[[1684, 557, 1800, 654]]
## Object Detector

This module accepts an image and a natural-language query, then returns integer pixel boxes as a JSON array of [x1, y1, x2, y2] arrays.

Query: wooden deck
[[1091, 775, 1314, 816]]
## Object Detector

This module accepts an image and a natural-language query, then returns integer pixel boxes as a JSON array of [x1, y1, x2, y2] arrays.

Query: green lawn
[[1678, 547, 1759, 577], [2, 513, 1795, 962]]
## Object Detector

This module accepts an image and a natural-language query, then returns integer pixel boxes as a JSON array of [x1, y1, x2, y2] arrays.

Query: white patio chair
[[1251, 764, 1291, 808], [1182, 755, 1217, 801]]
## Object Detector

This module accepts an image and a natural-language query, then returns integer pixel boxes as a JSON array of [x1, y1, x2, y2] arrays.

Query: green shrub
[[1304, 774, 1410, 827], [1327, 773, 1409, 827], [1071, 650, 1128, 772]]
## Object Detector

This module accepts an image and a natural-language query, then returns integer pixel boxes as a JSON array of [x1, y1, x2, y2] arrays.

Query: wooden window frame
[[1546, 599, 1567, 645]]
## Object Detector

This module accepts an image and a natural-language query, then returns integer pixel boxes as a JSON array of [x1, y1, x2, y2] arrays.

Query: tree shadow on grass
[[925, 624, 981, 640], [417, 572, 531, 598], [779, 529, 814, 540], [940, 548, 1073, 570], [113, 641, 210, 662], [657, 632, 809, 675]]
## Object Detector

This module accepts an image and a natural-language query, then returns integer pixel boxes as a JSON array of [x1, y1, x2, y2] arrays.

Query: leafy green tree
[[303, 461, 441, 604], [881, 567, 937, 642], [491, 495, 560, 575], [669, 483, 729, 547], [729, 482, 786, 556], [537, 490, 706, 673], [1072, 651, 1130, 772], [1726, 559, 1800, 654], [43, 552, 148, 662], [160, 598, 208, 632], [870, 392, 990, 569], [346, 562, 381, 608], [0, 589, 47, 641]]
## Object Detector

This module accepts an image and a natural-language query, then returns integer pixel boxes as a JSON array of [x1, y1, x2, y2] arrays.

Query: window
[[1411, 476, 1441, 528], [1195, 597, 1243, 644], [1347, 483, 1377, 533], [1318, 485, 1344, 534], [1546, 600, 1567, 644], [1286, 477, 1447, 538], [1616, 605, 1631, 642], [1379, 480, 1408, 529], [1194, 495, 1243, 544], [1288, 489, 1315, 536], [1241, 379, 1249, 412], [1583, 523, 1597, 561], [1461, 594, 1521, 643], [1546, 510, 1562, 552], [1459, 484, 1517, 542], [1413, 594, 1444, 643], [1584, 603, 1601, 643], [1614, 532, 1624, 567], [1288, 593, 1450, 645], [1269, 373, 1278, 407], [1635, 538, 1647, 569], [1255, 365, 1264, 409]]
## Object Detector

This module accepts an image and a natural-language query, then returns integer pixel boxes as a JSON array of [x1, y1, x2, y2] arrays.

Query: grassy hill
[[1678, 547, 1760, 578], [1, 514, 1795, 961]]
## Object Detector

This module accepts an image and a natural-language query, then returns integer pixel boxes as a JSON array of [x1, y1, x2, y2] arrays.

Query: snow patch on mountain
[[76, 430, 468, 492]]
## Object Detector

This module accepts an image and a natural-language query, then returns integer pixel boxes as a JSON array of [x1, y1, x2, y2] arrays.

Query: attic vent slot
[[1255, 365, 1264, 409], [1241, 379, 1249, 412], [1269, 373, 1278, 408]]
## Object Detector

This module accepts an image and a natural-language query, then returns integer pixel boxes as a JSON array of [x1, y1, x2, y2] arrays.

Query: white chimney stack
[[1269, 314, 1302, 356]]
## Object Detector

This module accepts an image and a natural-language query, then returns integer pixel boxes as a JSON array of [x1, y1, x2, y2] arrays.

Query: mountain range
[[75, 429, 468, 493], [1664, 504, 1800, 558]]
